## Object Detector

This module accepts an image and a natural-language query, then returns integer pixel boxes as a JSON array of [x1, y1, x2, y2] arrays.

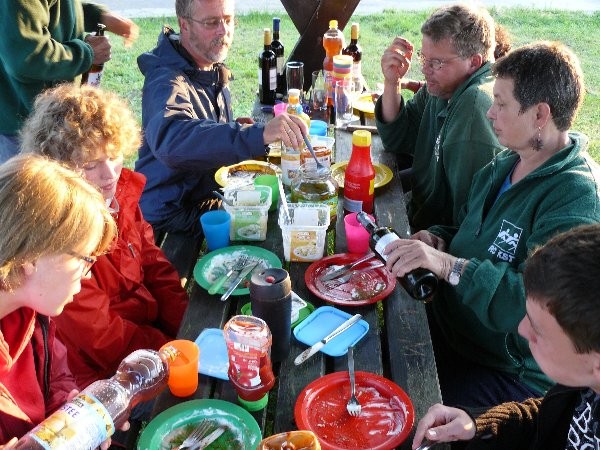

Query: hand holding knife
[[294, 314, 362, 365]]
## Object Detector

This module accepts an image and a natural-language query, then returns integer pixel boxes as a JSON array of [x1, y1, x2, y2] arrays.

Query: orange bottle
[[322, 19, 345, 107]]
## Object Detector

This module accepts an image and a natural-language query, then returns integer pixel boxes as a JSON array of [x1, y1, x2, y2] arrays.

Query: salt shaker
[[250, 268, 292, 362]]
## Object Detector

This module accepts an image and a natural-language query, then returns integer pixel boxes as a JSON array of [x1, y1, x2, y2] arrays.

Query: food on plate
[[165, 421, 243, 450]]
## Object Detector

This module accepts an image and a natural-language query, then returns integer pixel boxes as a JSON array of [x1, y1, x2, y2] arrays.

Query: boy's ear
[[592, 352, 600, 387]]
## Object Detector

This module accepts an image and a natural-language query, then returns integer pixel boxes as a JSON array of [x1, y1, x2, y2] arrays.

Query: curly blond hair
[[20, 84, 141, 167], [0, 155, 117, 291]]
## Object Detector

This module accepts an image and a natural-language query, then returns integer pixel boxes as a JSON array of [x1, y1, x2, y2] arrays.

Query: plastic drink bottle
[[322, 20, 344, 107], [15, 347, 177, 449], [343, 130, 375, 214], [356, 212, 438, 301], [281, 89, 310, 185], [224, 315, 275, 411]]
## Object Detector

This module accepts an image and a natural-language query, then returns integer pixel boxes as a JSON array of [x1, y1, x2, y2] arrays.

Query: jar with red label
[[223, 315, 275, 411]]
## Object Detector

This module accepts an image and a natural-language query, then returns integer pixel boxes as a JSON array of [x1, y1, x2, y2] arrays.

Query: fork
[[175, 419, 212, 450], [324, 261, 385, 288], [346, 345, 361, 417], [208, 254, 249, 295]]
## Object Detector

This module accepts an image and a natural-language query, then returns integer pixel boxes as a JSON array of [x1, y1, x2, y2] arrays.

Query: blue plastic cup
[[200, 210, 231, 251]]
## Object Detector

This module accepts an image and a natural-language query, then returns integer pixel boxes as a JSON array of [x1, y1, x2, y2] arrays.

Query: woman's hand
[[0, 438, 17, 448], [99, 421, 130, 450], [412, 403, 476, 449], [382, 237, 455, 280], [411, 230, 447, 251], [263, 113, 308, 150]]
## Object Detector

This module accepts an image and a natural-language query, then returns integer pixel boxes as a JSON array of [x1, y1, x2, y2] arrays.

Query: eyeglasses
[[68, 252, 97, 277], [185, 16, 237, 30], [417, 51, 462, 71]]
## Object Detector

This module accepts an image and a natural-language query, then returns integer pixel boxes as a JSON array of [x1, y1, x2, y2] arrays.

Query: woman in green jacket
[[383, 41, 600, 408]]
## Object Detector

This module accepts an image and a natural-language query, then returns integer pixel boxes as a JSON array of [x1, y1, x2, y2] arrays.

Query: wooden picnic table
[[148, 104, 443, 449]]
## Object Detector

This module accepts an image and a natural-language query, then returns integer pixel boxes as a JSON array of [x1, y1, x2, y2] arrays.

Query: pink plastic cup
[[344, 212, 373, 254]]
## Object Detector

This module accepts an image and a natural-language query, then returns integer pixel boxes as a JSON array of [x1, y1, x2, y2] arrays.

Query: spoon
[[212, 190, 234, 206], [301, 132, 329, 176]]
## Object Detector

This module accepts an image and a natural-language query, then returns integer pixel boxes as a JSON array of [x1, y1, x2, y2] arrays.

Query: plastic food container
[[223, 185, 272, 241], [279, 203, 330, 262]]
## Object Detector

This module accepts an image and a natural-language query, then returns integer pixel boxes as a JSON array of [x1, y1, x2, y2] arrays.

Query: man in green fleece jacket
[[0, 1, 139, 162], [375, 4, 503, 231], [381, 42, 600, 408]]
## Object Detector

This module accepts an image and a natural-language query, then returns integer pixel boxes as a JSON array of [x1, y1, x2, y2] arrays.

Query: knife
[[193, 427, 225, 450], [320, 253, 377, 281], [294, 314, 362, 365], [220, 260, 259, 301]]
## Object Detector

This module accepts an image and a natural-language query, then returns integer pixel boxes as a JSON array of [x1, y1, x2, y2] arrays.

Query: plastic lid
[[329, 19, 338, 28], [288, 89, 300, 103], [352, 129, 372, 146], [309, 120, 327, 136], [249, 268, 291, 301], [238, 392, 269, 411]]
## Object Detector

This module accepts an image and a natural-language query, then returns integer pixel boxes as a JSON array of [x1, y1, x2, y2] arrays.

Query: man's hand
[[100, 12, 140, 48], [381, 37, 414, 85], [85, 34, 111, 65], [412, 403, 476, 449], [263, 113, 308, 151]]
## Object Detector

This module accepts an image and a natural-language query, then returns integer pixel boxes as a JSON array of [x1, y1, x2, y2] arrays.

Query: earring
[[532, 127, 543, 151]]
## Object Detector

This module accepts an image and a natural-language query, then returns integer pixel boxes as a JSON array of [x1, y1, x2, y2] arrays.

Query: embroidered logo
[[434, 132, 441, 163], [487, 220, 523, 263]]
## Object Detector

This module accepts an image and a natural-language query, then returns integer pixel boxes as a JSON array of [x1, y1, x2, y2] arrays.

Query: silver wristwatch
[[448, 258, 466, 286]]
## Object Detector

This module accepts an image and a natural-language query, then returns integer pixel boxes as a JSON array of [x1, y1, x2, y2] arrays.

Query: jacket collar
[[0, 308, 36, 374]]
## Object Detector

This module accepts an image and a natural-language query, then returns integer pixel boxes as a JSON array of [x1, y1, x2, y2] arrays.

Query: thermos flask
[[250, 268, 292, 362]]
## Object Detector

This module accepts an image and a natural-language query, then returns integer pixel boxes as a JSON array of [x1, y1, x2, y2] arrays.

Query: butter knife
[[294, 314, 362, 365], [320, 253, 377, 281], [220, 260, 259, 301], [193, 427, 225, 450]]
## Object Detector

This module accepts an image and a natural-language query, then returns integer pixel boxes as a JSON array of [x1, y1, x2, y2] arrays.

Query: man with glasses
[[375, 4, 503, 231], [136, 0, 307, 237]]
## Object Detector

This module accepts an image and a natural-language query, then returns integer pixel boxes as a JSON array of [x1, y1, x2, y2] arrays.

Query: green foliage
[[105, 9, 600, 166]]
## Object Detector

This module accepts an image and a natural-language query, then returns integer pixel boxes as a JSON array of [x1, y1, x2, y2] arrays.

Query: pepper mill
[[250, 268, 292, 362]]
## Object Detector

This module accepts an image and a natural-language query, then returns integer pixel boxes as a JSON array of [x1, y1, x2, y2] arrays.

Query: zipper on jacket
[[128, 242, 136, 257], [38, 316, 51, 400]]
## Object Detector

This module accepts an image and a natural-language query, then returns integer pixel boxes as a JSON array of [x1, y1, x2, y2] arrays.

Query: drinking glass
[[334, 79, 356, 128], [286, 61, 304, 96], [311, 70, 328, 121], [161, 340, 199, 397]]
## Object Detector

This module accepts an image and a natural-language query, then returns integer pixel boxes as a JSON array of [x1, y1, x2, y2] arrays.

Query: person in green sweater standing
[[375, 4, 504, 231], [0, 1, 139, 162], [381, 41, 600, 408], [412, 224, 600, 450]]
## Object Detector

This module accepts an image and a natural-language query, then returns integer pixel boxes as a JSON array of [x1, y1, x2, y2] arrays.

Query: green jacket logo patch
[[488, 220, 522, 262]]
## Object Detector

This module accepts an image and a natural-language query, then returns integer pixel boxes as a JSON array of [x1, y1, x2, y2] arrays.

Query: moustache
[[210, 38, 230, 50]]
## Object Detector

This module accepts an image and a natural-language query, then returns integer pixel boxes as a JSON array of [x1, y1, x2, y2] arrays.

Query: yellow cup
[[161, 340, 199, 397]]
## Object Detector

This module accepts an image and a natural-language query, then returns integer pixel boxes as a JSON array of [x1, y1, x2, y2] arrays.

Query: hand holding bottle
[[85, 33, 111, 65], [411, 230, 447, 251]]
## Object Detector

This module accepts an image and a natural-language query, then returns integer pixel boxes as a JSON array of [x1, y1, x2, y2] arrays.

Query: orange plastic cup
[[161, 340, 199, 397]]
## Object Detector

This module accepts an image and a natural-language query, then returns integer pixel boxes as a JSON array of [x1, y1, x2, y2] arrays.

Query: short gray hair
[[175, 0, 195, 18], [421, 3, 495, 62]]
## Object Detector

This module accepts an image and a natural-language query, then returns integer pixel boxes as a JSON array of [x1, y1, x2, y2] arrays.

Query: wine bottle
[[258, 28, 277, 105], [270, 17, 285, 97], [15, 347, 178, 449], [356, 212, 438, 301], [342, 22, 363, 91], [82, 23, 106, 87]]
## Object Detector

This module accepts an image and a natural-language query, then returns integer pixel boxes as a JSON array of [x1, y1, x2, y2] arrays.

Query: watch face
[[448, 272, 459, 286]]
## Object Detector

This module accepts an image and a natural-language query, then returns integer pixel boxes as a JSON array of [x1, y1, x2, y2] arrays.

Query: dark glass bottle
[[342, 22, 362, 89], [356, 212, 438, 301], [270, 17, 285, 97], [259, 28, 277, 105], [82, 23, 106, 87]]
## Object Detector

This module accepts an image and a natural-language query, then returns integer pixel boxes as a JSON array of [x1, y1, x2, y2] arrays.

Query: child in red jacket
[[0, 155, 117, 445], [20, 84, 189, 390]]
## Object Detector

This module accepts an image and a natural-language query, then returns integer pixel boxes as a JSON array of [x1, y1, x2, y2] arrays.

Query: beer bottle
[[82, 23, 106, 87], [259, 28, 277, 105]]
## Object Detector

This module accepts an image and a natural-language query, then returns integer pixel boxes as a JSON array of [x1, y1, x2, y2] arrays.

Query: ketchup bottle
[[223, 315, 275, 411], [343, 130, 375, 214]]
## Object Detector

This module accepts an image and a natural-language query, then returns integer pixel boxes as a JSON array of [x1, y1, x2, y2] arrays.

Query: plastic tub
[[279, 203, 330, 262], [223, 185, 272, 241]]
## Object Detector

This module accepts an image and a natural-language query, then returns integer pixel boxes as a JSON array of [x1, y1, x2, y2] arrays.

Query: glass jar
[[291, 163, 339, 224]]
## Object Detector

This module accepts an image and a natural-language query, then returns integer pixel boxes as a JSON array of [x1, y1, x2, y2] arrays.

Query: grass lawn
[[102, 8, 600, 166]]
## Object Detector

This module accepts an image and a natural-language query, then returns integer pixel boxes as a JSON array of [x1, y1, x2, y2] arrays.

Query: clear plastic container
[[279, 203, 330, 262], [223, 185, 272, 241]]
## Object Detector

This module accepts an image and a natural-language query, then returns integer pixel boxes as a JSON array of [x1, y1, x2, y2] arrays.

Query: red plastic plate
[[305, 253, 396, 306], [294, 371, 415, 450]]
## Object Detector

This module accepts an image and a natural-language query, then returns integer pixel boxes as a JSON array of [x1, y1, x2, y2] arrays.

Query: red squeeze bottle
[[343, 130, 375, 214]]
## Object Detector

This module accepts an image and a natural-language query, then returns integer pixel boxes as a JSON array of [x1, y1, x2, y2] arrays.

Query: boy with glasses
[[136, 0, 308, 237], [376, 4, 503, 231]]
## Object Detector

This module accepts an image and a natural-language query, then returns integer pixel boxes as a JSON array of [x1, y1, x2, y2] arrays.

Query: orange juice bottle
[[323, 19, 345, 106]]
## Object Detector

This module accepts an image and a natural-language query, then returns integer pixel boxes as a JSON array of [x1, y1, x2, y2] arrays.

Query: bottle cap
[[329, 19, 338, 28], [352, 130, 371, 146], [238, 392, 269, 411], [288, 88, 301, 103]]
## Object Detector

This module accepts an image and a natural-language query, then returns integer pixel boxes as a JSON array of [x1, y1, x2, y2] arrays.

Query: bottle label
[[374, 233, 399, 261], [281, 149, 301, 186], [352, 62, 362, 79], [28, 392, 114, 449], [85, 71, 102, 88], [229, 342, 262, 387], [276, 56, 284, 75], [289, 230, 322, 262], [230, 210, 267, 241]]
